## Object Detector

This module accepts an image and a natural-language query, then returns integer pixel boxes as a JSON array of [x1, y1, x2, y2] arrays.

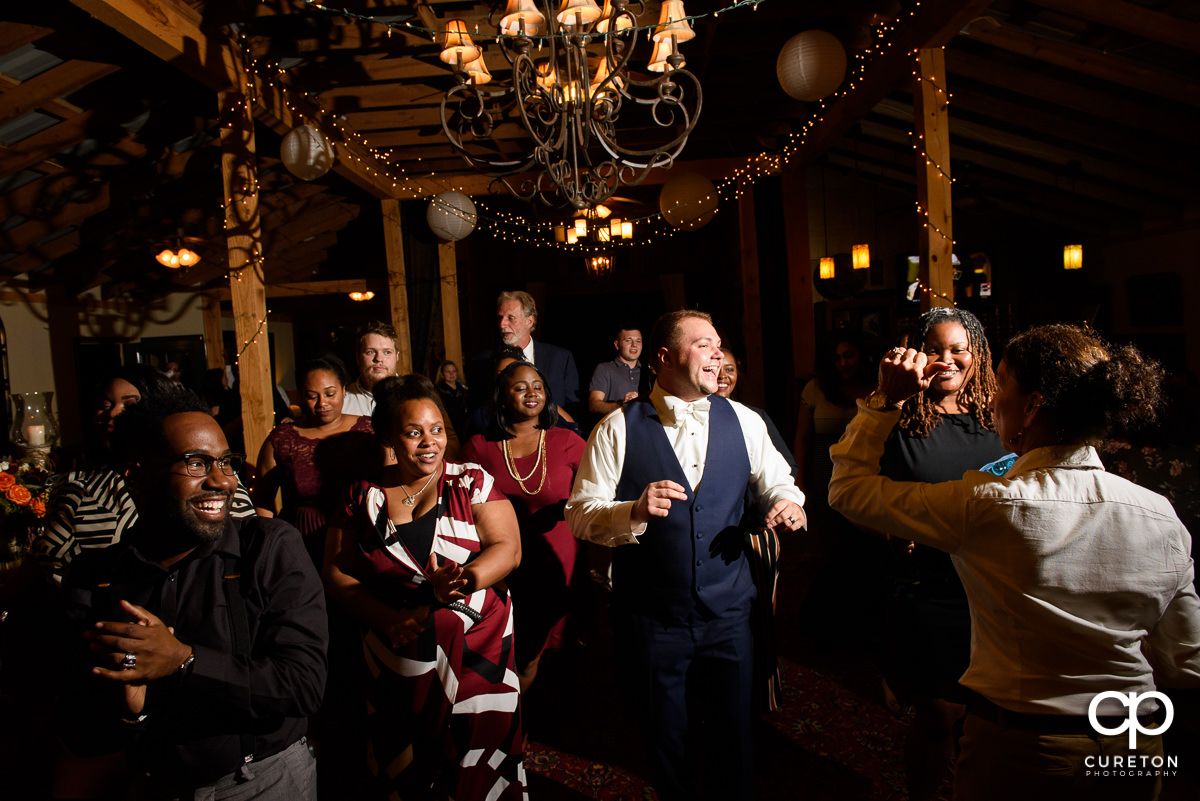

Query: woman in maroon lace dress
[[254, 357, 374, 567], [461, 361, 584, 692]]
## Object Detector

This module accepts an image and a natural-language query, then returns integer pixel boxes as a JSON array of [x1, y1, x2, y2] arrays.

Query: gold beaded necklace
[[501, 429, 547, 496]]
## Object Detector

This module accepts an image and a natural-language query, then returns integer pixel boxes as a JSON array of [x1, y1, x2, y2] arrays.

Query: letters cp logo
[[1088, 691, 1173, 748]]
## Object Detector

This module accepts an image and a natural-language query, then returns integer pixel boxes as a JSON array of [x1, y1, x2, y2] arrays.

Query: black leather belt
[[968, 693, 1157, 735]]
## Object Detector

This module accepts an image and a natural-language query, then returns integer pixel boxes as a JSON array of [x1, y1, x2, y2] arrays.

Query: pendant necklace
[[401, 464, 440, 506]]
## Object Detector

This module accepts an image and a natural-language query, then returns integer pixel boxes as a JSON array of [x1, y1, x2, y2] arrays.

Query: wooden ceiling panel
[[0, 0, 1196, 292]]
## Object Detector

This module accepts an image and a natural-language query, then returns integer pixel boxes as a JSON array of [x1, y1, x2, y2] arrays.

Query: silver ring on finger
[[890, 347, 906, 356], [788, 516, 796, 525], [121, 652, 137, 670]]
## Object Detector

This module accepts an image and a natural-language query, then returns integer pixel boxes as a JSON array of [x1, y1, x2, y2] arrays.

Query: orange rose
[[6, 485, 31, 506], [0, 473, 14, 490], [31, 497, 46, 517]]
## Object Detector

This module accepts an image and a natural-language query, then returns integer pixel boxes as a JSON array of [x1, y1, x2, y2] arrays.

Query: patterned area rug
[[526, 656, 944, 801]]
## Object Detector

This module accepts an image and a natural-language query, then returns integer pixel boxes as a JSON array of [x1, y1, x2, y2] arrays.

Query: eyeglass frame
[[155, 452, 247, 478]]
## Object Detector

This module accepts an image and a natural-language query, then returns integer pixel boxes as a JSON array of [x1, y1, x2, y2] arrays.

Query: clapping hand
[[382, 607, 430, 649], [428, 553, 469, 604]]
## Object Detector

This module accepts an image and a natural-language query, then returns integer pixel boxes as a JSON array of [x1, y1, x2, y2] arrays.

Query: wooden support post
[[219, 78, 272, 465], [202, 293, 224, 370], [782, 167, 816, 380], [915, 47, 955, 310], [737, 178, 766, 409], [438, 241, 463, 372], [382, 199, 414, 375], [45, 286, 82, 447]]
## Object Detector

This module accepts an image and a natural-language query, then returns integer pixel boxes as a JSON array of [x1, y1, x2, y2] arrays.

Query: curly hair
[[1002, 324, 1163, 444], [897, 307, 998, 438], [371, 374, 445, 440], [110, 388, 210, 469], [485, 361, 559, 440]]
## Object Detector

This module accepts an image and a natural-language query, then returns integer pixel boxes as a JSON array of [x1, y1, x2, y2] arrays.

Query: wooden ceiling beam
[[947, 50, 1194, 140], [0, 110, 98, 175], [786, 0, 998, 168], [68, 0, 235, 91], [938, 87, 1182, 173], [1, 230, 79, 275], [855, 117, 1168, 216], [70, 0, 404, 199], [959, 18, 1200, 106], [213, 278, 373, 301], [0, 59, 119, 127], [0, 23, 55, 58], [871, 99, 1188, 203], [1029, 0, 1200, 56], [0, 184, 111, 251]]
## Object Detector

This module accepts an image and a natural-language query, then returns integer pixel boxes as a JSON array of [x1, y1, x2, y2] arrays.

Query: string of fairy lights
[[232, 0, 952, 255], [296, 0, 767, 45]]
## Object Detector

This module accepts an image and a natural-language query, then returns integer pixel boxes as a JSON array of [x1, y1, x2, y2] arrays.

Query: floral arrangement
[[0, 456, 52, 524]]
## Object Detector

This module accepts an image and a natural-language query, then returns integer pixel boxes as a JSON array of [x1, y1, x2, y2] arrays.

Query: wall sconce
[[819, 257, 835, 280], [852, 243, 870, 270], [348, 291, 375, 301], [1063, 244, 1083, 270]]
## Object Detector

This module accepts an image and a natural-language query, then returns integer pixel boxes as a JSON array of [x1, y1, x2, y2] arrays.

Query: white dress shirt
[[340, 381, 375, 416], [829, 402, 1200, 716], [520, 340, 535, 365], [565, 384, 804, 548]]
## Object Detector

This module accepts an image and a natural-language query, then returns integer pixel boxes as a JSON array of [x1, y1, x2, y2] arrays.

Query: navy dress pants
[[616, 604, 756, 801]]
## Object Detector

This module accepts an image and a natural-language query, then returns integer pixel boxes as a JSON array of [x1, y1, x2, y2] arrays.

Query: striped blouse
[[33, 468, 255, 584]]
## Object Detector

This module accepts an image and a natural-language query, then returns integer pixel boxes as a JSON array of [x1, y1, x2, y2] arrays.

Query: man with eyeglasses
[[61, 390, 328, 800]]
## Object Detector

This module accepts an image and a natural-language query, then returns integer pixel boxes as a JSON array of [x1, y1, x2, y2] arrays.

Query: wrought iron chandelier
[[438, 1, 703, 209]]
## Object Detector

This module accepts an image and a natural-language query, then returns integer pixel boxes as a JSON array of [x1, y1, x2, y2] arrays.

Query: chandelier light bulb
[[440, 20, 481, 65], [500, 0, 546, 36], [557, 0, 602, 26], [654, 1, 695, 43]]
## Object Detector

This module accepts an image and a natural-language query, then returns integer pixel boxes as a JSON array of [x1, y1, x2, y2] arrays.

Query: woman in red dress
[[324, 376, 525, 800], [462, 361, 585, 693]]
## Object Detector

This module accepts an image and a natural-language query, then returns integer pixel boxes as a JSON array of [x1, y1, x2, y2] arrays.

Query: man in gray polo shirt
[[588, 325, 645, 416]]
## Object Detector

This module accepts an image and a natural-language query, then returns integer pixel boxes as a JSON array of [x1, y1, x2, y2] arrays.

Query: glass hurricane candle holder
[[11, 391, 59, 452]]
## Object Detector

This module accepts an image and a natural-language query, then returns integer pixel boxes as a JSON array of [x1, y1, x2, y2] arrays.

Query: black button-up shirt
[[63, 516, 328, 789]]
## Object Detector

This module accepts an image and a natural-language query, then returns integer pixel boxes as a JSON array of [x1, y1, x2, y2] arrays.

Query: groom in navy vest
[[566, 310, 805, 801]]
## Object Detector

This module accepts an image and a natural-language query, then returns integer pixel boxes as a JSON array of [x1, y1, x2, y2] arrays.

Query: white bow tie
[[663, 398, 711, 428]]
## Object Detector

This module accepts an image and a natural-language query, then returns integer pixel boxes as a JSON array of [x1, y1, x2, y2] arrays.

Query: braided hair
[[897, 307, 998, 438]]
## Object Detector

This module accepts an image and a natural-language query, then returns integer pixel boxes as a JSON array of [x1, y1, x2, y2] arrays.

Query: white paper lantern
[[280, 125, 334, 181], [427, 191, 478, 241], [659, 172, 718, 231], [776, 30, 847, 102]]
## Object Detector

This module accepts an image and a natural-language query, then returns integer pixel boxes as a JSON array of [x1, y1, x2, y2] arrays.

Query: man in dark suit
[[471, 290, 579, 411]]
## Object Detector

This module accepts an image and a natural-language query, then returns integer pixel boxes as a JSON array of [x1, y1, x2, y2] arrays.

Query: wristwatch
[[865, 387, 892, 411]]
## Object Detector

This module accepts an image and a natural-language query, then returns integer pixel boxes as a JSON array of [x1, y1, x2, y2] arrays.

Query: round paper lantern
[[280, 125, 334, 181], [659, 172, 718, 231], [776, 30, 847, 102], [427, 191, 478, 241]]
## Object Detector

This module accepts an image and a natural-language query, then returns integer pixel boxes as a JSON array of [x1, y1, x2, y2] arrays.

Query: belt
[[968, 693, 1157, 736]]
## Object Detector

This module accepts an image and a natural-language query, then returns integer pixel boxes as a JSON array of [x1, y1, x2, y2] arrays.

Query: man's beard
[[153, 491, 232, 548]]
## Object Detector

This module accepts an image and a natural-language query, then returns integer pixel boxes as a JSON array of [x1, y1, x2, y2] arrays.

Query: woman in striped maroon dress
[[324, 375, 526, 800]]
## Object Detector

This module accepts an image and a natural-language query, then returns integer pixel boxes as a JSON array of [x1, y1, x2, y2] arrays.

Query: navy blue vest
[[613, 395, 754, 622]]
